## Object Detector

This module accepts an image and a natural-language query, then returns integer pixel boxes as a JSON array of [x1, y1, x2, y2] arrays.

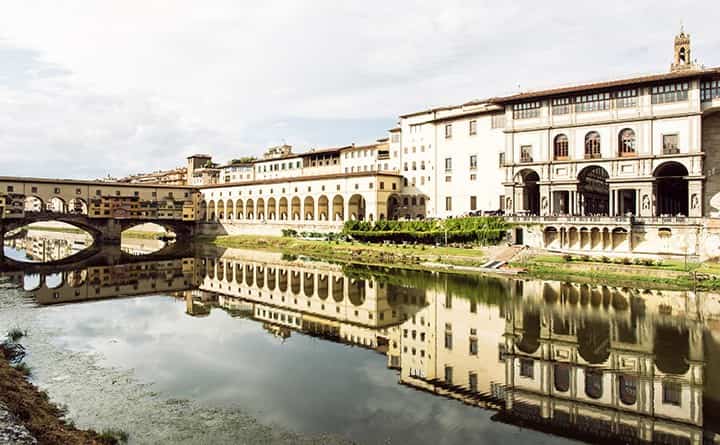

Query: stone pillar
[[609, 190, 615, 217]]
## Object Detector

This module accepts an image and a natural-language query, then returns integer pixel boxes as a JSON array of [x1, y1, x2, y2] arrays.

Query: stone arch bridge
[[0, 176, 198, 251]]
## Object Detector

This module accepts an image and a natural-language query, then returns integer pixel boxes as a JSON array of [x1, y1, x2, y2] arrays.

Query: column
[[609, 190, 615, 217]]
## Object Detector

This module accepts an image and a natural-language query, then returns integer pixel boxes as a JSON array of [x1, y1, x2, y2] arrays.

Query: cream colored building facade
[[194, 142, 406, 235]]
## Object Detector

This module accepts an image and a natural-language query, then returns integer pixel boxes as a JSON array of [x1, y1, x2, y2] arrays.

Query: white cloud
[[0, 0, 718, 177]]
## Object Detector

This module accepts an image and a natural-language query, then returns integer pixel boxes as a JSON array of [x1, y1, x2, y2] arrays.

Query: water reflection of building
[[7, 251, 720, 444], [500, 280, 720, 444], [191, 257, 720, 443], [190, 255, 428, 351], [10, 257, 199, 305], [4, 229, 92, 262]]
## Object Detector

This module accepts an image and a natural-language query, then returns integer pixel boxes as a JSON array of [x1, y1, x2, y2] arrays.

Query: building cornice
[[503, 111, 704, 134], [199, 171, 402, 190], [0, 176, 195, 189]]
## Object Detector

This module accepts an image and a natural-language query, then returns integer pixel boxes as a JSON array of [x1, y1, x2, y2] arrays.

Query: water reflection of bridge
[[3, 250, 720, 444], [0, 242, 194, 275]]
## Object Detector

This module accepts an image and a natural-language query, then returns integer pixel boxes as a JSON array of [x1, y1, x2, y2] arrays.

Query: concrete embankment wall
[[198, 221, 343, 237]]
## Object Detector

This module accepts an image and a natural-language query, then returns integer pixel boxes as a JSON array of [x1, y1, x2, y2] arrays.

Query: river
[[1, 241, 720, 444]]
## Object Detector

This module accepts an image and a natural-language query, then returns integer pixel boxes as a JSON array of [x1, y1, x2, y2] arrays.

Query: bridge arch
[[24, 196, 44, 212]]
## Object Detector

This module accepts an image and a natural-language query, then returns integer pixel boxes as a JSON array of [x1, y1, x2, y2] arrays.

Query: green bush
[[281, 229, 298, 238], [342, 217, 508, 246]]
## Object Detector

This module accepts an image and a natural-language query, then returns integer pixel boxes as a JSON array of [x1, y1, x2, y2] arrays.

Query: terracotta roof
[[297, 145, 351, 157], [199, 171, 402, 189], [0, 176, 194, 189], [490, 66, 720, 104]]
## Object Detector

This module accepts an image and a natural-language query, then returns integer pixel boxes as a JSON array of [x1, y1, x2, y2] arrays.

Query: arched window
[[619, 375, 637, 405], [554, 364, 570, 392], [554, 134, 569, 160], [585, 368, 603, 399], [619, 129, 636, 156], [585, 132, 601, 159]]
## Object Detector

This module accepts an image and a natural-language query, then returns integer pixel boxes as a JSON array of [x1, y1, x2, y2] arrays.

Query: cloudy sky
[[1, 1, 718, 179]]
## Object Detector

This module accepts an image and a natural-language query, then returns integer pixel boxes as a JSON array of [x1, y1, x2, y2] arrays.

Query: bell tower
[[671, 26, 696, 72]]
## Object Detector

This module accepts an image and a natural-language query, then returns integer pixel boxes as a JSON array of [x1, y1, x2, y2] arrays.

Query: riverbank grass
[[512, 254, 720, 290], [208, 234, 491, 269]]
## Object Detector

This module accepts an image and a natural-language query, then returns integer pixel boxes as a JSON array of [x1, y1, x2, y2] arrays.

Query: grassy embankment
[[0, 331, 127, 445], [207, 234, 491, 269], [209, 217, 506, 271], [511, 254, 720, 290], [208, 234, 720, 289]]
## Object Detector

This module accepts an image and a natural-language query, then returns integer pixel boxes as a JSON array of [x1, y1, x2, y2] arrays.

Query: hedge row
[[345, 228, 507, 245], [343, 217, 509, 245]]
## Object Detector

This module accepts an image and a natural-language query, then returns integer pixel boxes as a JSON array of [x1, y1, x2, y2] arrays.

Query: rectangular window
[[6, 186, 13, 192], [444, 332, 453, 349], [54, 187, 61, 194], [470, 174, 476, 181], [445, 176, 451, 182], [379, 181, 384, 190], [702, 80, 720, 102], [469, 155, 477, 170], [652, 82, 689, 104], [469, 372, 478, 392], [469, 338, 478, 355], [391, 133, 400, 143], [520, 358, 534, 378], [663, 134, 679, 154], [575, 92, 611, 112], [498, 152, 505, 167], [551, 97, 571, 115], [662, 381, 682, 406], [520, 145, 533, 163], [444, 157, 452, 172], [512, 101, 541, 119], [445, 366, 453, 384], [470, 196, 477, 210], [445, 124, 452, 139], [491, 113, 505, 129], [616, 88, 638, 108], [445, 197, 452, 211], [469, 120, 477, 135]]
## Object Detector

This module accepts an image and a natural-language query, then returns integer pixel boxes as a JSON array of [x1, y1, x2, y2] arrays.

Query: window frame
[[584, 132, 602, 159], [553, 134, 569, 160], [618, 128, 637, 157]]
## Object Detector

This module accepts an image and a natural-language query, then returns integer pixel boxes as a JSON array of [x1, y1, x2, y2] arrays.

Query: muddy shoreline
[[0, 342, 121, 445]]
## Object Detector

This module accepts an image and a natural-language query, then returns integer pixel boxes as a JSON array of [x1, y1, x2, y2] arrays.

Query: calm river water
[[2, 242, 720, 444]]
